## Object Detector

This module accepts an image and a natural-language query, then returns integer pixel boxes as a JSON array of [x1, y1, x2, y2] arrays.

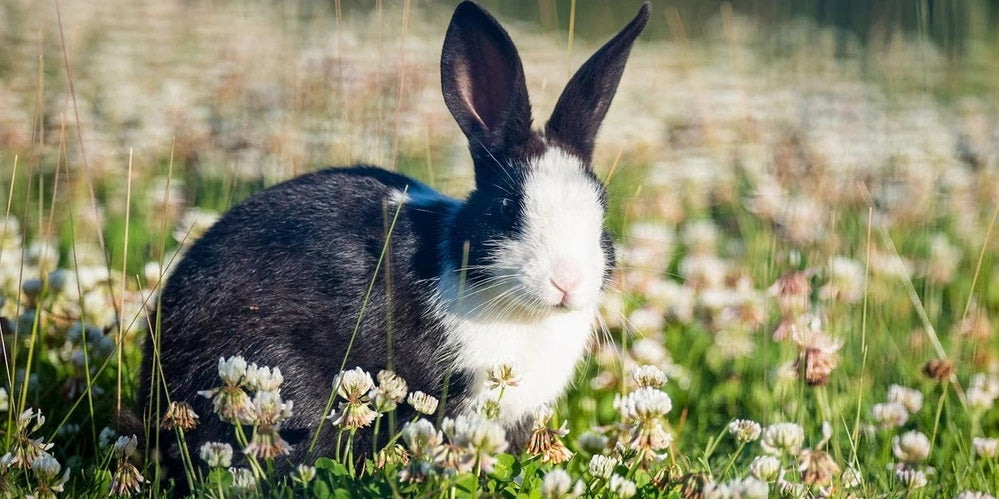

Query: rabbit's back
[[143, 166, 463, 465]]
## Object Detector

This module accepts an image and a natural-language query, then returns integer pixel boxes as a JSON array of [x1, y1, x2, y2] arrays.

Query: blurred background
[[1, 0, 998, 287]]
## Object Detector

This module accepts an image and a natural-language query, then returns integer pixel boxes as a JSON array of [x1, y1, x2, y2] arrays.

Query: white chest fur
[[444, 305, 596, 426]]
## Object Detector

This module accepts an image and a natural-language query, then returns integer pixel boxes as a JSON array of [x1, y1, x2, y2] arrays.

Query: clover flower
[[402, 419, 443, 459], [199, 442, 233, 468], [749, 455, 781, 481], [485, 363, 522, 391], [370, 370, 408, 412], [520, 406, 568, 464], [893, 431, 930, 463], [244, 391, 293, 460], [442, 414, 507, 474], [872, 402, 909, 428], [955, 492, 996, 499], [328, 367, 377, 429], [5, 408, 54, 469], [609, 475, 637, 498], [229, 467, 257, 492], [798, 448, 840, 486], [895, 466, 927, 489], [770, 271, 811, 317], [244, 363, 283, 393], [972, 437, 998, 459], [761, 422, 805, 456], [728, 419, 762, 443], [887, 385, 924, 413], [292, 464, 317, 486], [578, 431, 609, 454], [631, 365, 668, 388], [588, 454, 619, 480], [791, 318, 843, 386], [541, 469, 581, 499], [160, 401, 199, 430], [110, 435, 145, 496], [616, 387, 673, 457], [198, 356, 254, 422], [407, 391, 439, 415], [30, 453, 70, 498]]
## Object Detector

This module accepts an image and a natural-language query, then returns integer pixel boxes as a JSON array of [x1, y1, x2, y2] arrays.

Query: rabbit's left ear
[[545, 2, 651, 165]]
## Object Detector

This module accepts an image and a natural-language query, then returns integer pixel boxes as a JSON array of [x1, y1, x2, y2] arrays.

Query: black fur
[[141, 0, 648, 484]]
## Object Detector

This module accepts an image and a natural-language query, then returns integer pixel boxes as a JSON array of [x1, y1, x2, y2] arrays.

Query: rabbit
[[141, 0, 650, 479]]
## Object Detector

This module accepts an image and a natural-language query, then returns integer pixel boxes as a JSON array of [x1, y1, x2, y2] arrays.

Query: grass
[[1, 0, 999, 497]]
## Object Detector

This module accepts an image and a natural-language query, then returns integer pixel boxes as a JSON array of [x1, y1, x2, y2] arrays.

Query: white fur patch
[[436, 146, 607, 426]]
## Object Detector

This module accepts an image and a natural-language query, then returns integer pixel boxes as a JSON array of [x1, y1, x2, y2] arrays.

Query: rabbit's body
[[142, 0, 650, 481]]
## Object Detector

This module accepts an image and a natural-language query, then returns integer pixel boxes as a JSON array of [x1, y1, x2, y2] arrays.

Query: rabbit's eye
[[498, 198, 517, 218]]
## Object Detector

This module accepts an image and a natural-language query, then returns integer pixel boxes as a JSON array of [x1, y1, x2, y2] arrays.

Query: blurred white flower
[[198, 442, 233, 468], [887, 384, 923, 413], [972, 437, 998, 459], [761, 422, 805, 456], [608, 475, 637, 498], [893, 431, 930, 463], [872, 402, 909, 428], [588, 454, 619, 480], [749, 455, 781, 481], [728, 419, 762, 443]]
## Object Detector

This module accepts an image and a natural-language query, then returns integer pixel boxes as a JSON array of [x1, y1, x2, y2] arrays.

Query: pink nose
[[550, 264, 582, 306]]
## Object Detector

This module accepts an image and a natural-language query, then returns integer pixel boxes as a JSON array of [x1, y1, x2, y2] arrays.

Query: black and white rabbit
[[142, 0, 650, 476]]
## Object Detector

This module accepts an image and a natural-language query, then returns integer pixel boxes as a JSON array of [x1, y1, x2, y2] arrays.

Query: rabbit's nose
[[550, 262, 582, 305]]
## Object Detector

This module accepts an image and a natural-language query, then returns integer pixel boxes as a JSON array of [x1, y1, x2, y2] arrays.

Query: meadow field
[[1, 0, 999, 496]]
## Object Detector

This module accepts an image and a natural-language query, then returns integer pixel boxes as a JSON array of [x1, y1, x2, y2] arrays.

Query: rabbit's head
[[441, 1, 650, 315]]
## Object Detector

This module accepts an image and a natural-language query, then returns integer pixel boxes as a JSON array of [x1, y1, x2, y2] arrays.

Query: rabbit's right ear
[[441, 1, 532, 171]]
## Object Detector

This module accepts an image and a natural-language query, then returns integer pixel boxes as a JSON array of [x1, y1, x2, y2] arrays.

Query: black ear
[[441, 1, 532, 169], [545, 2, 651, 164]]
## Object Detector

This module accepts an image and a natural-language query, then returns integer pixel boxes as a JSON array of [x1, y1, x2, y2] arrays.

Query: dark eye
[[497, 198, 517, 219]]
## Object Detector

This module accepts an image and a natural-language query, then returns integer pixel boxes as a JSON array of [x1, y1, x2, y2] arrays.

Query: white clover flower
[[761, 422, 805, 456], [443, 414, 508, 474], [617, 387, 673, 421], [198, 442, 233, 468], [99, 427, 117, 449], [893, 431, 930, 463], [749, 455, 781, 481], [608, 475, 637, 498], [541, 469, 573, 499], [402, 419, 443, 456], [820, 256, 864, 303], [333, 367, 375, 400], [229, 467, 257, 492], [895, 467, 927, 489], [292, 464, 317, 485], [577, 431, 609, 454], [113, 435, 139, 459], [526, 405, 573, 464], [727, 477, 768, 499], [967, 386, 995, 413], [955, 492, 996, 499], [972, 437, 999, 458], [485, 363, 522, 391], [702, 481, 734, 499], [588, 454, 619, 480], [407, 391, 439, 415], [217, 356, 248, 386], [631, 365, 668, 388], [728, 419, 762, 443], [0, 387, 8, 412], [872, 402, 909, 428], [244, 363, 283, 393], [174, 208, 220, 245], [31, 453, 66, 484], [887, 384, 924, 413], [841, 466, 862, 489], [376, 370, 408, 404], [328, 367, 377, 429]]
